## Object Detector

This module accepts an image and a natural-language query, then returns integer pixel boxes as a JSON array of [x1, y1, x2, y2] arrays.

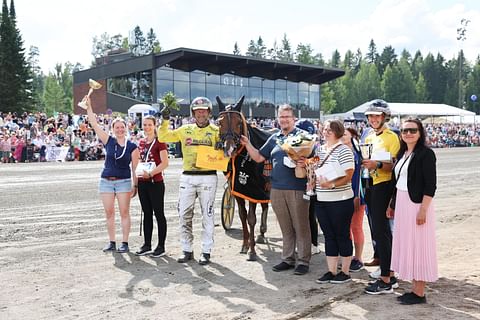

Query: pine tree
[[365, 39, 378, 64], [0, 0, 31, 113], [233, 42, 241, 55]]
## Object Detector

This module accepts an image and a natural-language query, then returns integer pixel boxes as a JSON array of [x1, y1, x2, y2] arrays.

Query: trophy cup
[[78, 79, 102, 110], [359, 143, 373, 187]]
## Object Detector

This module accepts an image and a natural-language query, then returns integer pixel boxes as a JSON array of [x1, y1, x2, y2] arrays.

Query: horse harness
[[218, 110, 248, 150]]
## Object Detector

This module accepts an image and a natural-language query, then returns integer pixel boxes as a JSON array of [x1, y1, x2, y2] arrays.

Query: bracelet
[[376, 161, 383, 169]]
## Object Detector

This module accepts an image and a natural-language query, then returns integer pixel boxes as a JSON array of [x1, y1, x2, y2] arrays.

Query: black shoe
[[369, 276, 399, 289], [397, 292, 415, 301], [316, 271, 335, 284], [151, 247, 166, 258], [177, 251, 194, 263], [198, 253, 211, 265], [294, 265, 309, 275], [117, 242, 129, 253], [349, 259, 364, 273], [400, 292, 426, 305], [365, 279, 393, 295], [272, 262, 295, 272], [330, 271, 352, 284], [135, 245, 152, 256], [102, 242, 116, 252]]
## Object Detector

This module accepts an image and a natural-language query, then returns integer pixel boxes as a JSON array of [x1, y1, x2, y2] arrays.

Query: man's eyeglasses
[[278, 115, 293, 119], [400, 128, 419, 134]]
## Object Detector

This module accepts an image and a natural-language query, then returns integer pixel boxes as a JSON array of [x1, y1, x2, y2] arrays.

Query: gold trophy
[[78, 79, 102, 110]]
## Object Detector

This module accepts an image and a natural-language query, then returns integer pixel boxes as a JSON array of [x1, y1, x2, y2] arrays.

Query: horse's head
[[217, 95, 247, 158]]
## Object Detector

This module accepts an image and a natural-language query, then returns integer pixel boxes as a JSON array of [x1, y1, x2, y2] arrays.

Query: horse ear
[[233, 95, 245, 112], [216, 96, 226, 112]]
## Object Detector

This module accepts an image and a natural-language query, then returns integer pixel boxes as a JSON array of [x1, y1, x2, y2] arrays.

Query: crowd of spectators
[[0, 111, 479, 164]]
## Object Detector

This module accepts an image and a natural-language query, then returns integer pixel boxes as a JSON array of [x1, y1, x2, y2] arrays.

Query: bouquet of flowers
[[278, 131, 316, 161]]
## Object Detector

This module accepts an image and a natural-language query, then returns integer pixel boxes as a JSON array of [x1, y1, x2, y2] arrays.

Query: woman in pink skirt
[[387, 118, 437, 305]]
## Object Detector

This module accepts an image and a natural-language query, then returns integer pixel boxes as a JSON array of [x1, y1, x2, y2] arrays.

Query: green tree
[[43, 74, 66, 115], [27, 45, 45, 111], [278, 33, 293, 62], [353, 62, 381, 104], [465, 62, 480, 113], [146, 28, 161, 53], [268, 40, 281, 60], [377, 45, 397, 76], [329, 50, 341, 68], [415, 73, 428, 102], [233, 42, 241, 55], [365, 39, 378, 64], [0, 0, 31, 112], [295, 43, 315, 64], [130, 25, 146, 56], [320, 82, 337, 114]]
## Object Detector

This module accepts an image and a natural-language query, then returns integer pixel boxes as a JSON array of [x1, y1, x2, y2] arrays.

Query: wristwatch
[[376, 161, 383, 169]]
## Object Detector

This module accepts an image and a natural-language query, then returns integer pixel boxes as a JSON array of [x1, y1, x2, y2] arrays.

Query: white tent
[[327, 102, 477, 123], [127, 104, 158, 128]]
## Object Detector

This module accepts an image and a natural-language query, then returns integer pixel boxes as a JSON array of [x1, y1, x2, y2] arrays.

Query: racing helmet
[[190, 97, 212, 116], [364, 99, 391, 122]]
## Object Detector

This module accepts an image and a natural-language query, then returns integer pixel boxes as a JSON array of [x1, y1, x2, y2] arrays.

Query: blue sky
[[14, 0, 480, 73]]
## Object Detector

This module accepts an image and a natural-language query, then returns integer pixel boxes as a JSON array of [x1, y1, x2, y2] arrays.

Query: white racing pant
[[178, 174, 217, 254]]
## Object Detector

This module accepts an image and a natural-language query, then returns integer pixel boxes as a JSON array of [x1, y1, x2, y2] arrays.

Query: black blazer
[[389, 145, 437, 209]]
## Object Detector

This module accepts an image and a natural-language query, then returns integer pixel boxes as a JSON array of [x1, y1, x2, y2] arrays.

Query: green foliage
[[0, 0, 32, 113], [43, 74, 67, 115], [158, 91, 182, 110]]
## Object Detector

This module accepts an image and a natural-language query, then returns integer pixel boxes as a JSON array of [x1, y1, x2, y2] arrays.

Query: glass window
[[206, 83, 221, 104], [220, 84, 235, 104], [248, 87, 261, 106], [249, 77, 262, 88], [174, 69, 189, 82], [206, 73, 220, 84], [287, 89, 298, 106], [275, 79, 287, 90], [190, 71, 205, 83], [236, 85, 248, 101], [309, 91, 319, 111], [156, 80, 173, 99], [299, 91, 309, 110], [174, 81, 190, 101], [299, 82, 309, 91], [221, 74, 235, 87], [275, 89, 286, 105], [262, 88, 275, 108], [287, 81, 298, 91], [310, 84, 320, 92], [263, 79, 274, 89], [157, 67, 173, 80], [190, 82, 206, 99]]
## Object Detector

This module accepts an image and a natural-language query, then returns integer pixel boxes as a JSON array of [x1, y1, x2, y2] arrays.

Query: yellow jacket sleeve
[[157, 120, 180, 143]]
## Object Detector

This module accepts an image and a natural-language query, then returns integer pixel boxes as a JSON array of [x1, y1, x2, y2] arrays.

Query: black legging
[[364, 180, 393, 277], [309, 197, 318, 246], [138, 181, 166, 249]]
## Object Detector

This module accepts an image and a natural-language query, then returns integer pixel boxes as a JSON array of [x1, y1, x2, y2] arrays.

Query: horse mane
[[247, 125, 277, 149]]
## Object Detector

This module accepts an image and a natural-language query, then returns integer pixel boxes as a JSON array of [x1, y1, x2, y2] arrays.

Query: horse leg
[[236, 197, 249, 254], [246, 202, 258, 261], [256, 202, 268, 244]]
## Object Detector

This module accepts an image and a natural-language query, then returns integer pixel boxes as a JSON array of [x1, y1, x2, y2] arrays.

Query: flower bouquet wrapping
[[278, 131, 316, 161]]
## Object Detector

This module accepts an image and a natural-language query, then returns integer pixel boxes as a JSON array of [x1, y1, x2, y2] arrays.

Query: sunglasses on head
[[401, 128, 419, 134]]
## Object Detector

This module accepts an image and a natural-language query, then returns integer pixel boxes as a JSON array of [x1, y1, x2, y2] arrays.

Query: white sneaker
[[369, 267, 381, 279], [312, 245, 320, 255]]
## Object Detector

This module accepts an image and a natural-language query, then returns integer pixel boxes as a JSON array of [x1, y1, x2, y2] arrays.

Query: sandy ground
[[0, 147, 479, 320]]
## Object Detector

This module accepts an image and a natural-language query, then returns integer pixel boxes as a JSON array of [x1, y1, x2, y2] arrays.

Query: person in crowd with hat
[[362, 99, 401, 295], [157, 97, 220, 265], [84, 96, 139, 254]]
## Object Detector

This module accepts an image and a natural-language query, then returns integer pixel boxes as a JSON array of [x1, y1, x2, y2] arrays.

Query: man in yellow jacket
[[157, 97, 220, 265]]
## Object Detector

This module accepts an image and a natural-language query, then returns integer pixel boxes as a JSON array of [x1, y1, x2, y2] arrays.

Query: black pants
[[364, 180, 394, 277], [315, 198, 354, 257], [138, 181, 166, 249], [362, 178, 378, 259], [309, 197, 318, 246]]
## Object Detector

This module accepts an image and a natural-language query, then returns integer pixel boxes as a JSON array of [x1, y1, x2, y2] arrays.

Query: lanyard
[[114, 141, 127, 160], [142, 139, 156, 162], [395, 152, 412, 181]]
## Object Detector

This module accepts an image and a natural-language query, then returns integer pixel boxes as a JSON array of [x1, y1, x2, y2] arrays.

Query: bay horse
[[216, 95, 273, 261]]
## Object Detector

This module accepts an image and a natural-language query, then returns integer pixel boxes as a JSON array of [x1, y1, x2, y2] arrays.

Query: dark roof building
[[73, 47, 344, 118]]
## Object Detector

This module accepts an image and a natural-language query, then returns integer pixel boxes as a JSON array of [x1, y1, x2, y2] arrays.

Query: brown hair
[[111, 117, 126, 129], [142, 115, 156, 125], [325, 119, 344, 139]]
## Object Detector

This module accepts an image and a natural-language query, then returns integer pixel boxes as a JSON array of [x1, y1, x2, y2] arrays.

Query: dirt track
[[0, 148, 479, 319]]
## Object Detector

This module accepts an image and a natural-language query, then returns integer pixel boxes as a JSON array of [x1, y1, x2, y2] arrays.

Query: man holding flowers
[[240, 104, 312, 275]]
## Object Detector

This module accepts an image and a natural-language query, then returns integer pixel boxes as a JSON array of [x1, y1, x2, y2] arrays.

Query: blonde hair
[[111, 117, 126, 129], [142, 115, 156, 125]]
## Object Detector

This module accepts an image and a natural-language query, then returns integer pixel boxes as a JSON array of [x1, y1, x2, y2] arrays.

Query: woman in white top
[[313, 120, 355, 284]]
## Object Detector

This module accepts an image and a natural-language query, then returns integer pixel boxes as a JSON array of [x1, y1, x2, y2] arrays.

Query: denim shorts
[[99, 178, 132, 194]]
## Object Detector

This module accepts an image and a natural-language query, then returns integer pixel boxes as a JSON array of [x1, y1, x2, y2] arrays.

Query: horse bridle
[[218, 110, 248, 148]]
